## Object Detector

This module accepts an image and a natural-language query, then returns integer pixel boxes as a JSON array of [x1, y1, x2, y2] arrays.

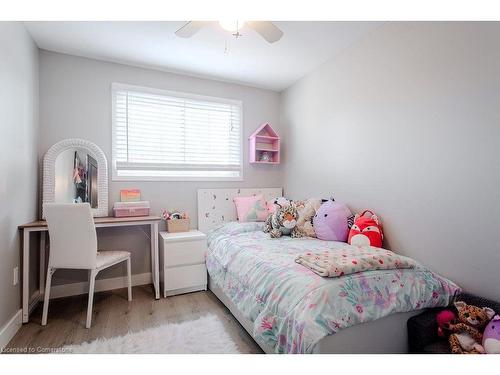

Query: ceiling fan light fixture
[[218, 20, 245, 33], [175, 21, 283, 44]]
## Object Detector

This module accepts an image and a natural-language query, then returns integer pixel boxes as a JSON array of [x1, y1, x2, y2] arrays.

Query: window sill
[[111, 174, 244, 182]]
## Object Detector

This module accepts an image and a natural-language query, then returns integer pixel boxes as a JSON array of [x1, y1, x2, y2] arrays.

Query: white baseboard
[[0, 310, 22, 351], [48, 272, 152, 299]]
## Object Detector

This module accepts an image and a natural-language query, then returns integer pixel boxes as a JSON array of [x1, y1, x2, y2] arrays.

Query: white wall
[[39, 50, 283, 283], [0, 23, 39, 328], [281, 22, 500, 300]]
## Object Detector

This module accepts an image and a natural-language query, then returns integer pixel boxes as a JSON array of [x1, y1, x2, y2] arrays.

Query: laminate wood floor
[[6, 286, 263, 354]]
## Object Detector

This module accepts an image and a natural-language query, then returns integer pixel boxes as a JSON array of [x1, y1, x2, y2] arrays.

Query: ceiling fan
[[175, 21, 284, 44]]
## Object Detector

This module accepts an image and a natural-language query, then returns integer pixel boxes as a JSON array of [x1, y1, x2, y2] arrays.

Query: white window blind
[[112, 83, 242, 181]]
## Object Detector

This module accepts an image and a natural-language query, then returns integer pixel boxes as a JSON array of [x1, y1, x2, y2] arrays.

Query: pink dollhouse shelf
[[249, 123, 280, 164]]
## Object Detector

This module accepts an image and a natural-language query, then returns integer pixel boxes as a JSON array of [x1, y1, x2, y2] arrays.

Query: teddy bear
[[448, 301, 495, 354], [293, 198, 322, 238]]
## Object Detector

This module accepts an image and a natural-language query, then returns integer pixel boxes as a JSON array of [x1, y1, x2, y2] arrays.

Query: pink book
[[120, 189, 141, 202]]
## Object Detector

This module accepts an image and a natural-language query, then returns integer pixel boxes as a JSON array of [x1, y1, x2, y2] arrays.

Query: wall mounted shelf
[[249, 123, 280, 164]]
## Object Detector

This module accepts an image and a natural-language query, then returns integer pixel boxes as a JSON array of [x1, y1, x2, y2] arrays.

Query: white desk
[[18, 215, 161, 323]]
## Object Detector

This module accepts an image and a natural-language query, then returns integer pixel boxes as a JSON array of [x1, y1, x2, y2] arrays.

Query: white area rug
[[65, 315, 240, 354]]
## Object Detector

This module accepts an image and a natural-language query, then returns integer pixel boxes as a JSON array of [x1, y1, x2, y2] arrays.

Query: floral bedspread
[[206, 222, 460, 354]]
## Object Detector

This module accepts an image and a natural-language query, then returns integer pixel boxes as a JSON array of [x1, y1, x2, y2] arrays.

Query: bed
[[198, 188, 460, 354]]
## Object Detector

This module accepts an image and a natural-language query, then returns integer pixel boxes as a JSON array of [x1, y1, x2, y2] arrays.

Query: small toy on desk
[[448, 301, 495, 354], [483, 315, 500, 354]]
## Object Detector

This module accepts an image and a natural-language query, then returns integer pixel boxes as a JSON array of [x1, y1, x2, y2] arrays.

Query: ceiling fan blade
[[247, 21, 283, 43], [175, 21, 206, 38]]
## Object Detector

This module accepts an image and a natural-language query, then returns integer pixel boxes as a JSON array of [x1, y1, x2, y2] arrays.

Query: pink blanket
[[295, 245, 417, 277]]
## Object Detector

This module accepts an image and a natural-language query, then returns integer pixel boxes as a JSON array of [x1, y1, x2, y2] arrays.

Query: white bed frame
[[198, 188, 418, 354], [197, 187, 283, 233]]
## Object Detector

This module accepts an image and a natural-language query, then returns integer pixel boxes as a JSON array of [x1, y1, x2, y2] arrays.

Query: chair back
[[43, 203, 97, 269]]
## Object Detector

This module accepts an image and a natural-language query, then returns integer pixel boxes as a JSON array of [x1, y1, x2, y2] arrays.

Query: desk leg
[[151, 222, 160, 300], [39, 232, 46, 298], [22, 229, 30, 323]]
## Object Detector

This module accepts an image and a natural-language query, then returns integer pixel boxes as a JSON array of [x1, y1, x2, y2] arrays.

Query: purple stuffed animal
[[483, 315, 500, 354], [313, 199, 352, 242]]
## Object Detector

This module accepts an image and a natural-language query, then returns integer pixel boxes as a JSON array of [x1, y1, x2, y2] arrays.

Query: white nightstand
[[159, 230, 208, 298]]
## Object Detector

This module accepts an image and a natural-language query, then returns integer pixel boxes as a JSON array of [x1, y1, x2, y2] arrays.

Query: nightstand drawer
[[159, 230, 208, 297], [165, 264, 207, 291], [163, 240, 206, 267]]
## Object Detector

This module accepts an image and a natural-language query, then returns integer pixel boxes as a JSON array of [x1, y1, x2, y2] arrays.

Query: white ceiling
[[24, 21, 382, 91]]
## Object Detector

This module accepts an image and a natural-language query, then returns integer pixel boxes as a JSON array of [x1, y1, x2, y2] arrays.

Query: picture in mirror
[[54, 148, 98, 208]]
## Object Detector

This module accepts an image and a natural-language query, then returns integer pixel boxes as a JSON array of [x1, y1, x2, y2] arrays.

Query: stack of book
[[113, 189, 150, 217]]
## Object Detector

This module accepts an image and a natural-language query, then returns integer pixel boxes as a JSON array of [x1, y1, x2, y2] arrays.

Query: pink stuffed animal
[[437, 310, 457, 338]]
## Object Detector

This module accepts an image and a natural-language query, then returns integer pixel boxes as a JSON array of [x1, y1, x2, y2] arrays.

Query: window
[[112, 83, 242, 181]]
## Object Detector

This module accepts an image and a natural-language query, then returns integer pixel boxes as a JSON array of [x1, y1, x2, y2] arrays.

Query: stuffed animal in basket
[[483, 315, 500, 354], [448, 301, 495, 354], [264, 198, 299, 238], [348, 210, 383, 248], [437, 310, 457, 338]]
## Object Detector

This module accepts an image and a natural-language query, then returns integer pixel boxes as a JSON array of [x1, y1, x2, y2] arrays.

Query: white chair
[[42, 203, 132, 328]]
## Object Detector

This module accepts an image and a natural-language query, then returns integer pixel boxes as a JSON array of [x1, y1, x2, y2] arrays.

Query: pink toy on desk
[[249, 123, 280, 164]]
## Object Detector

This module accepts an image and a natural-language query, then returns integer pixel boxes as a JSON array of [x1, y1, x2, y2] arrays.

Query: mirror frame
[[42, 138, 109, 218]]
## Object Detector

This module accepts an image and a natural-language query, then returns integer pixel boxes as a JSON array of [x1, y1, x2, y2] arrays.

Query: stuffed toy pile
[[445, 301, 496, 354], [265, 197, 354, 240]]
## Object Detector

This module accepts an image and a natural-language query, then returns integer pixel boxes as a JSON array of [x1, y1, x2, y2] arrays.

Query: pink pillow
[[234, 195, 269, 222]]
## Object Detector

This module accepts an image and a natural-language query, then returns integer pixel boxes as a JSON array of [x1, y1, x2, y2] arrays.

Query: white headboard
[[197, 188, 283, 233]]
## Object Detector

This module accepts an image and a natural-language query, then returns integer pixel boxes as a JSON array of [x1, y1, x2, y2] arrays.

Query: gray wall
[[0, 23, 39, 328], [39, 51, 283, 284], [281, 22, 500, 300]]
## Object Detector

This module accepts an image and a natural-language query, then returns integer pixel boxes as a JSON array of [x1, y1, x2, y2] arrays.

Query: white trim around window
[[111, 82, 243, 181]]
